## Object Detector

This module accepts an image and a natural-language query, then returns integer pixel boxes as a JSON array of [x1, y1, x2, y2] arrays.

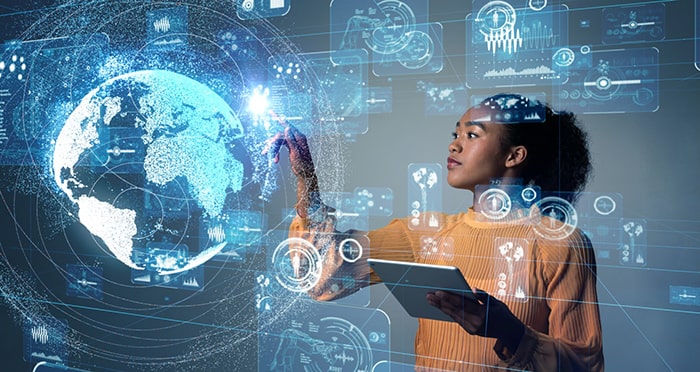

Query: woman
[[264, 93, 604, 371]]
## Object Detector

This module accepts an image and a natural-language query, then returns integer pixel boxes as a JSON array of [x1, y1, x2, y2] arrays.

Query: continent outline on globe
[[53, 69, 248, 274]]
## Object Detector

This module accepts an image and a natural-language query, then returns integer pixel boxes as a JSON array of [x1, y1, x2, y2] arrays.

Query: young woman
[[264, 93, 604, 371]]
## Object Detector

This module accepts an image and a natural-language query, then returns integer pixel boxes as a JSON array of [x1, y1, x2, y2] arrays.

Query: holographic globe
[[53, 70, 248, 274]]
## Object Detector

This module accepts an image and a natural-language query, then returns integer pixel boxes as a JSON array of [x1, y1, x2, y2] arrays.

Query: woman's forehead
[[459, 107, 495, 124]]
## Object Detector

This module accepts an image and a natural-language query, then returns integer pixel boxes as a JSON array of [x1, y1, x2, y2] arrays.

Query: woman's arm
[[266, 121, 421, 301], [265, 120, 368, 300], [266, 119, 425, 303]]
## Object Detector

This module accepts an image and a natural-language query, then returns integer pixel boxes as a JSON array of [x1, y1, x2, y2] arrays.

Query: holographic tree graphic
[[411, 166, 438, 228], [622, 220, 646, 266]]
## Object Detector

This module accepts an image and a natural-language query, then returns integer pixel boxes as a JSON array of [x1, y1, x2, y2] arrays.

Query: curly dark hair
[[480, 94, 592, 201]]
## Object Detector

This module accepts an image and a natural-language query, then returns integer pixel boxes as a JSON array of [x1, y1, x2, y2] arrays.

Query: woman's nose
[[449, 141, 460, 153]]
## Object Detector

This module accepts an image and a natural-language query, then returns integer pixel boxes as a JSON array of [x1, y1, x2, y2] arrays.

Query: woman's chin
[[446, 178, 472, 191]]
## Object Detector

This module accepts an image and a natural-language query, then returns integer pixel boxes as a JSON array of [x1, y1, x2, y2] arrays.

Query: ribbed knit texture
[[290, 209, 604, 371]]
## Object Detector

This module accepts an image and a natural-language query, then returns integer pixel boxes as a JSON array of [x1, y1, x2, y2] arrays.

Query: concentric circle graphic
[[339, 238, 363, 263], [368, 0, 417, 55], [593, 195, 616, 216], [0, 1, 347, 369], [475, 1, 517, 37], [583, 63, 625, 101], [397, 30, 434, 70], [271, 237, 323, 293], [478, 188, 512, 220], [521, 187, 538, 203], [553, 48, 575, 67], [531, 196, 578, 240]]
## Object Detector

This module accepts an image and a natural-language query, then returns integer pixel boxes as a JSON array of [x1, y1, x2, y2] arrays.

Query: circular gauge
[[528, 0, 547, 12], [271, 237, 322, 293], [521, 187, 538, 203], [553, 48, 575, 67], [620, 16, 647, 36], [339, 238, 363, 263], [397, 30, 434, 69], [318, 317, 373, 371], [593, 195, 616, 216], [478, 188, 512, 220], [475, 1, 517, 37], [241, 0, 254, 11], [583, 65, 624, 101], [368, 0, 416, 55], [532, 196, 578, 240]]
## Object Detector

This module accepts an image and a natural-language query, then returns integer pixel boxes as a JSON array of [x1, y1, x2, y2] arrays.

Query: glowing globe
[[53, 70, 245, 274]]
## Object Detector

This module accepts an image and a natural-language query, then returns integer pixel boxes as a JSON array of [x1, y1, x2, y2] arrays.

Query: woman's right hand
[[262, 112, 316, 180], [262, 112, 320, 218]]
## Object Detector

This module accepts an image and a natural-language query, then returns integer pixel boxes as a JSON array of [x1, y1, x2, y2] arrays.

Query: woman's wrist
[[498, 316, 526, 353], [295, 176, 320, 219]]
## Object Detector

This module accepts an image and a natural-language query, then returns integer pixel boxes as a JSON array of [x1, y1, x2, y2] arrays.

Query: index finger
[[268, 109, 288, 127]]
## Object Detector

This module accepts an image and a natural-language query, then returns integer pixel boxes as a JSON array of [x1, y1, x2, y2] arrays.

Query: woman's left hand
[[426, 289, 525, 350]]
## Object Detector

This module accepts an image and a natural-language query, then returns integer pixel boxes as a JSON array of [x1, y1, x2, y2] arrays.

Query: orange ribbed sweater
[[290, 209, 604, 371]]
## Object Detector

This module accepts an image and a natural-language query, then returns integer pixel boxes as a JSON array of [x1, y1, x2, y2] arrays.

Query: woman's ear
[[505, 145, 527, 168]]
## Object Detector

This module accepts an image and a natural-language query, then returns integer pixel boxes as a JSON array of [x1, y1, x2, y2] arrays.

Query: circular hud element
[[593, 195, 617, 216], [475, 0, 517, 37], [272, 237, 322, 293], [478, 188, 512, 220], [368, 0, 417, 55], [531, 196, 578, 240], [1, 2, 348, 369]]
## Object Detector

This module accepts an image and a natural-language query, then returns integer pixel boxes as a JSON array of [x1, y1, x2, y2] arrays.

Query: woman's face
[[446, 107, 512, 191]]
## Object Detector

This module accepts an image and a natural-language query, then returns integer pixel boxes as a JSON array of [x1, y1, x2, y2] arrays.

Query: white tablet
[[367, 258, 476, 322]]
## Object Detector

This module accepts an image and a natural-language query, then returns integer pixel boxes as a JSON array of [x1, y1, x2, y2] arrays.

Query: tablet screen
[[368, 258, 476, 322]]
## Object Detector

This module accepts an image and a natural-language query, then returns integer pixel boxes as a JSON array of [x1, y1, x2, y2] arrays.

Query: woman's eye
[[452, 132, 477, 139]]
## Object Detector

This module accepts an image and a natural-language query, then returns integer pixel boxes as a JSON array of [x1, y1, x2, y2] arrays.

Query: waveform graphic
[[31, 326, 49, 344], [208, 224, 226, 243], [483, 64, 556, 77], [485, 27, 523, 55], [524, 112, 542, 120], [521, 21, 558, 50], [183, 276, 200, 287], [153, 17, 171, 33], [334, 350, 356, 364]]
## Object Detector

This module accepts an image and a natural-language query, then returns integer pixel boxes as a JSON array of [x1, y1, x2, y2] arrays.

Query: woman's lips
[[447, 157, 461, 169]]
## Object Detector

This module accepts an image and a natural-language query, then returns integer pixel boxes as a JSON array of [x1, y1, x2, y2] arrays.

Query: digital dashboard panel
[[0, 1, 698, 371]]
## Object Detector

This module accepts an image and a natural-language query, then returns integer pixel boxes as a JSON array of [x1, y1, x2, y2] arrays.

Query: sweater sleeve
[[288, 214, 417, 301], [494, 231, 605, 371]]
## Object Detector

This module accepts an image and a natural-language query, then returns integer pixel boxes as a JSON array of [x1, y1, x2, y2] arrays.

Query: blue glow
[[247, 85, 270, 116], [0, 1, 698, 371]]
